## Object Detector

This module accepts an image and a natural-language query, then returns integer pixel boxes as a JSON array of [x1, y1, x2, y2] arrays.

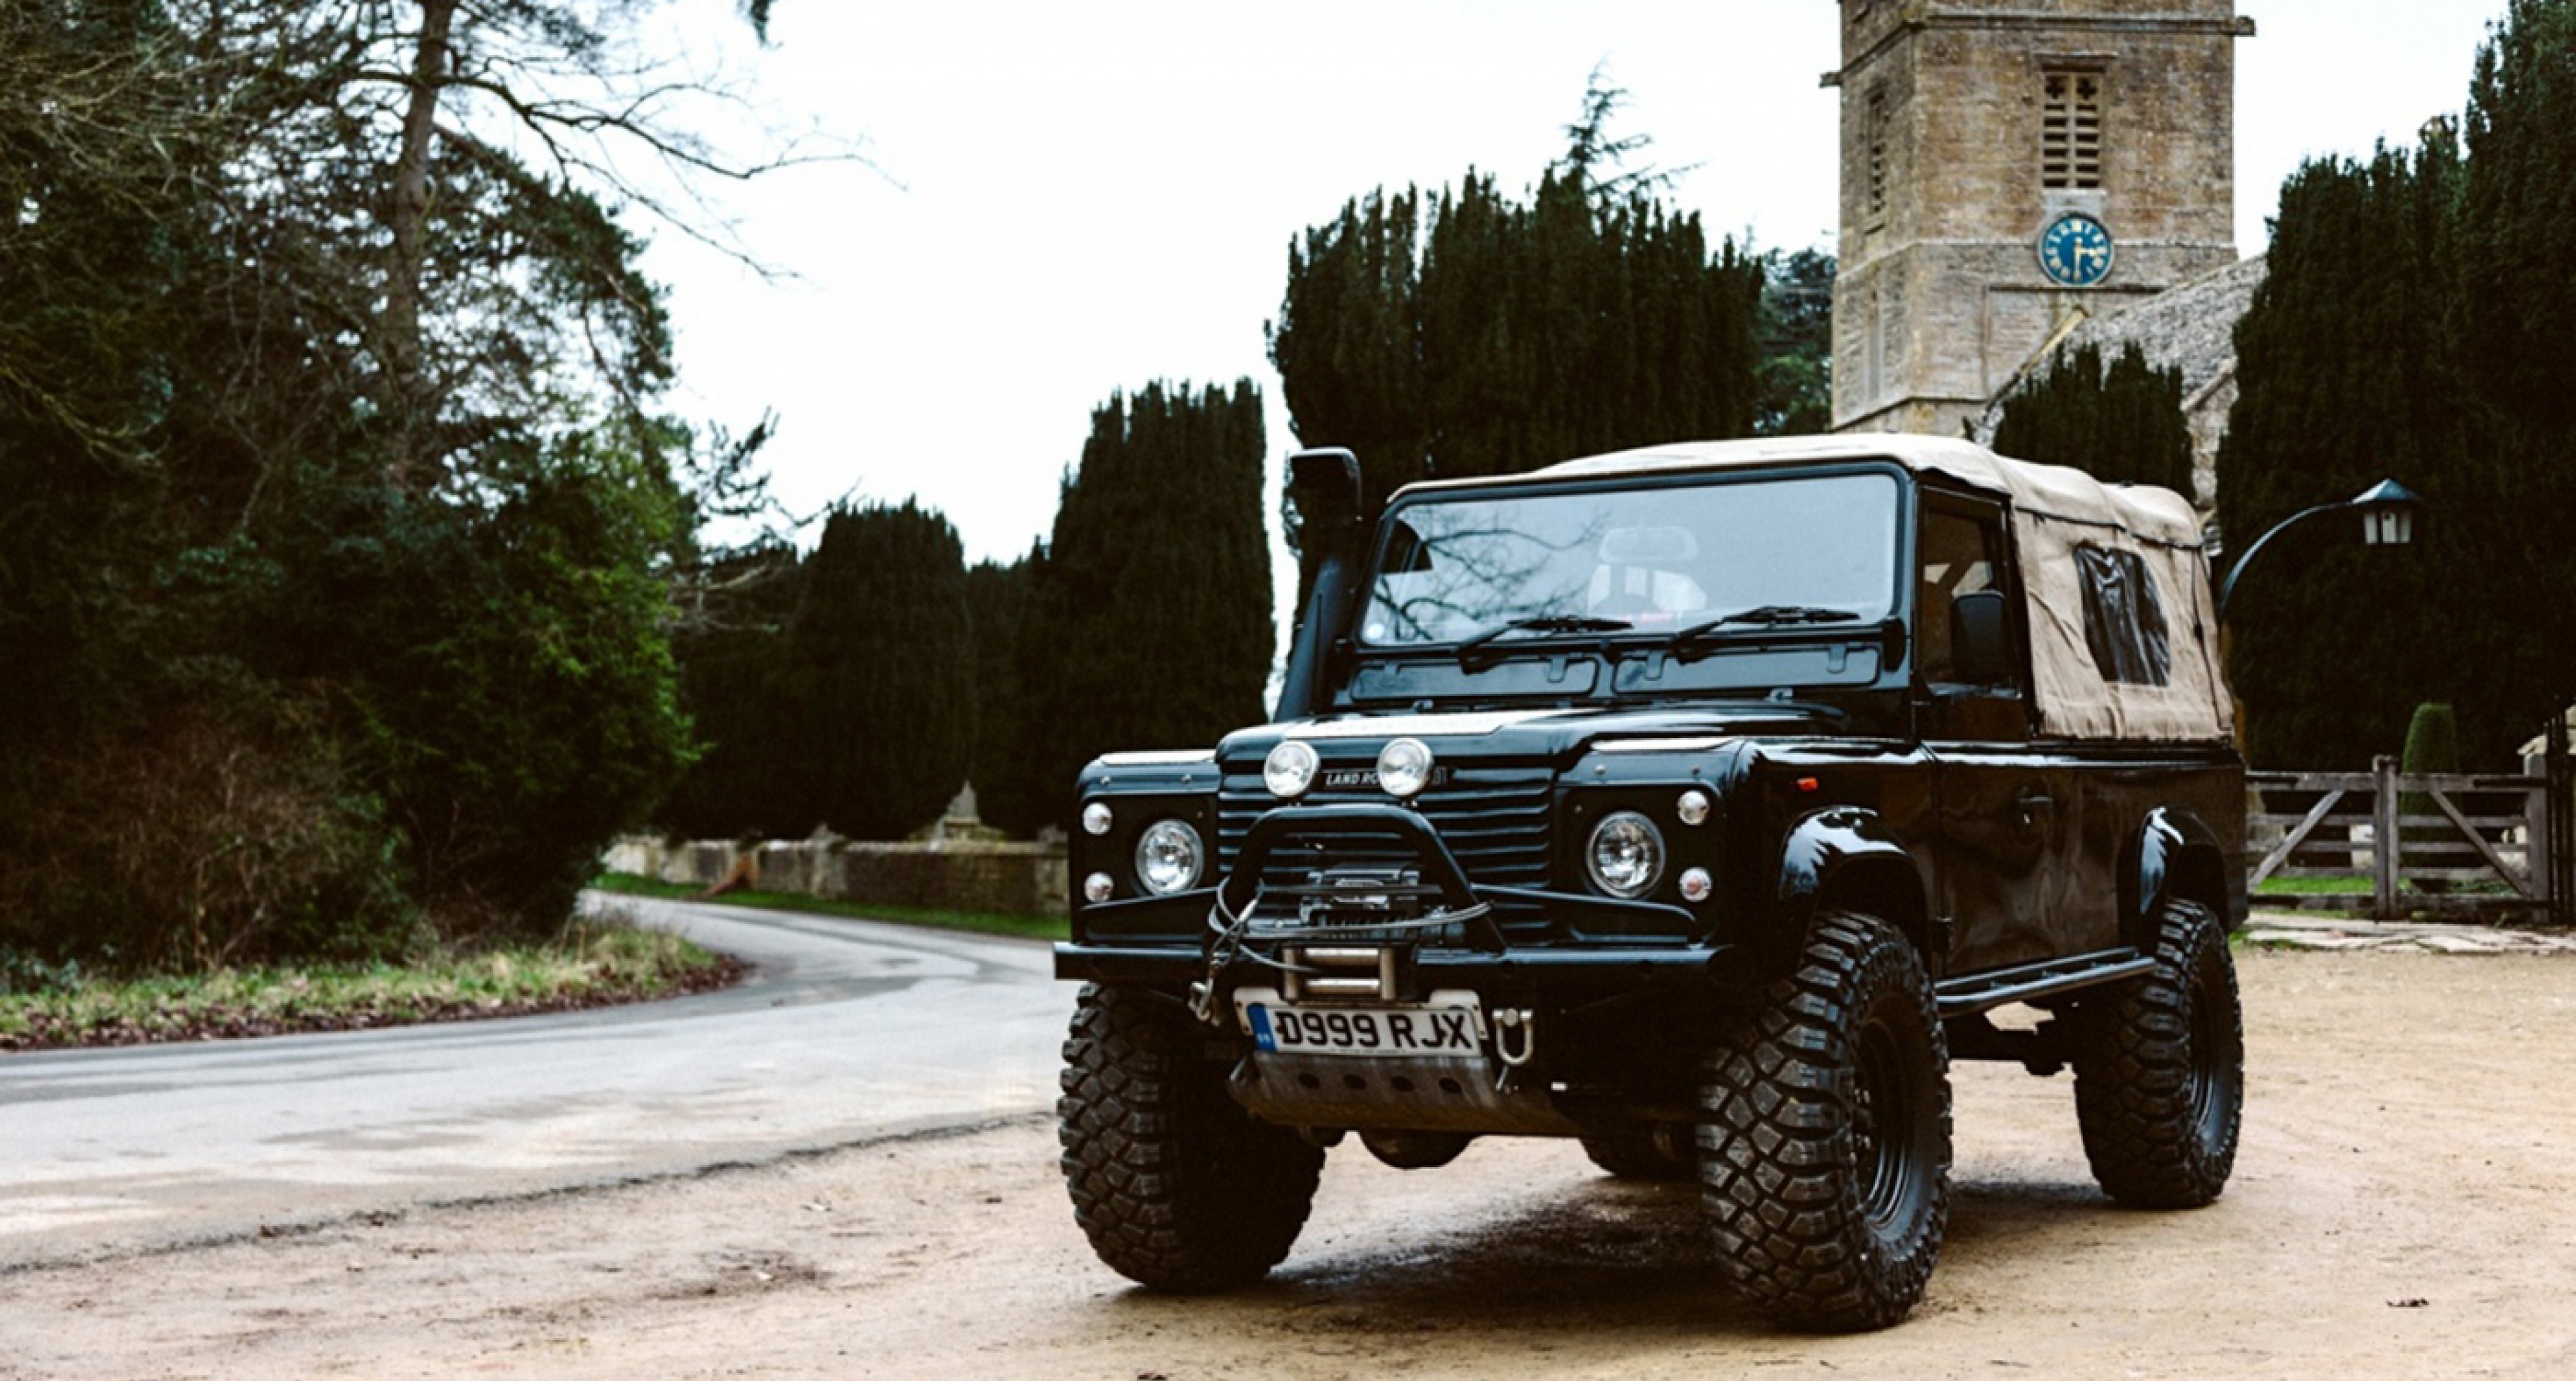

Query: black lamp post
[[2217, 478, 2425, 617]]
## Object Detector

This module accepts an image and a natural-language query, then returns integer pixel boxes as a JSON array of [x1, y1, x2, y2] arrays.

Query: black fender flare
[[2125, 806, 2231, 942], [1768, 807, 1935, 976]]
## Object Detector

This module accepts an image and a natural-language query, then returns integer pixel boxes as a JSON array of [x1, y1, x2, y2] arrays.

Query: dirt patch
[[5, 947, 2575, 1380]]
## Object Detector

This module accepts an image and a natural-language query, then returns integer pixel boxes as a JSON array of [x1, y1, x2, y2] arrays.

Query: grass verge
[[588, 872, 1068, 941], [0, 923, 742, 1053]]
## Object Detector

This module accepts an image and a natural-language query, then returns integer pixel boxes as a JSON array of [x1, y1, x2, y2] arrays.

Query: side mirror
[[1949, 590, 2012, 685]]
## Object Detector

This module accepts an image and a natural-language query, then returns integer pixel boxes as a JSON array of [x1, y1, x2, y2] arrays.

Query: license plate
[[1238, 992, 1483, 1058]]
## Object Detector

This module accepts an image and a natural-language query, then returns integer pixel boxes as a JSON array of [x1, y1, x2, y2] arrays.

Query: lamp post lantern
[[2218, 478, 2424, 617]]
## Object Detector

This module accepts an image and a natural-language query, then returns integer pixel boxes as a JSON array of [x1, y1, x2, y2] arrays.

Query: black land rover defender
[[1053, 436, 2246, 1332]]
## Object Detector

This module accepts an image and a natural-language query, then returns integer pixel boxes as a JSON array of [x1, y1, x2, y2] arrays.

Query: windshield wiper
[[1662, 605, 1862, 659], [1456, 614, 1634, 667]]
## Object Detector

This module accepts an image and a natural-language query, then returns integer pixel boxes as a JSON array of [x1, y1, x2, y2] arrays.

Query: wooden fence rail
[[2247, 758, 2552, 919]]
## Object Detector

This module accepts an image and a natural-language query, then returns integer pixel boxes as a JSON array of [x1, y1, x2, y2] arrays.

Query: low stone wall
[[604, 835, 1068, 918]]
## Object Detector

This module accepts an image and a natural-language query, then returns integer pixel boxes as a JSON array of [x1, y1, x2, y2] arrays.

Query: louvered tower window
[[2041, 70, 2103, 189]]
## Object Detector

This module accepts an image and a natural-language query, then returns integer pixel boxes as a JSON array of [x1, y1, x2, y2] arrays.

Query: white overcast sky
[[639, 1, 2505, 569]]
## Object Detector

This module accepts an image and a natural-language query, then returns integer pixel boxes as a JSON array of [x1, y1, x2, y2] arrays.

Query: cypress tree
[[1992, 341, 2194, 497], [965, 549, 1046, 838], [1269, 87, 1763, 521], [657, 543, 808, 839], [784, 501, 973, 841], [2457, 0, 2576, 752], [2457, 0, 2576, 430], [1020, 382, 1271, 831], [2218, 141, 2469, 768]]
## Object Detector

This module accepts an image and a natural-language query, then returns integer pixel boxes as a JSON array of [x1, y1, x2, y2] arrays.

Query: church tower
[[1827, 0, 2255, 436]]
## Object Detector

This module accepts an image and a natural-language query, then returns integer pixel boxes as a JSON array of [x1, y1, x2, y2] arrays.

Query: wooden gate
[[2247, 758, 2553, 919], [2551, 716, 2574, 925]]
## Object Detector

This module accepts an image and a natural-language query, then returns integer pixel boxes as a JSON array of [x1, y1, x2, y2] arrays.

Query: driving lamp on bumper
[[1264, 740, 1320, 799]]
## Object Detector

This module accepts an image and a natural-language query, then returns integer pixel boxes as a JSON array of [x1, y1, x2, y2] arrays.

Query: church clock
[[2038, 212, 2115, 287]]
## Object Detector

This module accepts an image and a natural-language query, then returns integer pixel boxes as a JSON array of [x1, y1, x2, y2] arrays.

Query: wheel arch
[[1771, 807, 1938, 978], [2126, 806, 2232, 943]]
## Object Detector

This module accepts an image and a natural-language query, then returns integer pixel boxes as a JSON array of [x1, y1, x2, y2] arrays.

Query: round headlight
[[1134, 819, 1205, 896], [1376, 737, 1435, 798], [1587, 811, 1667, 899], [1081, 801, 1114, 836], [1263, 740, 1320, 799]]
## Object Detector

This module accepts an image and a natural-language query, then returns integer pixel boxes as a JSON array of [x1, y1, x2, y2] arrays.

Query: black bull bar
[[1054, 803, 1738, 1002]]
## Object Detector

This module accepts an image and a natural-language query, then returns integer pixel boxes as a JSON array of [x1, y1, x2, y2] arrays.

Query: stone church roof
[[1972, 253, 2269, 443]]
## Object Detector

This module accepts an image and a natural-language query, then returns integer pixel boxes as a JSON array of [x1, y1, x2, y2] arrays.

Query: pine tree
[[1992, 342, 2194, 497]]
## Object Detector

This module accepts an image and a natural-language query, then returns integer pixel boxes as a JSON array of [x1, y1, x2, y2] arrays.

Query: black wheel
[[1578, 1128, 1696, 1181], [1697, 913, 1951, 1332], [1057, 982, 1324, 1292], [2073, 899, 2243, 1209]]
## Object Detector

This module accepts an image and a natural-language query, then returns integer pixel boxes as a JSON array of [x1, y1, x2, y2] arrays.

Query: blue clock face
[[2039, 213, 2114, 287]]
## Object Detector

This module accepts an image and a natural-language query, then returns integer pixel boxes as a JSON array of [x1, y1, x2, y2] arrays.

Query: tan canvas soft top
[[1391, 436, 2234, 743]]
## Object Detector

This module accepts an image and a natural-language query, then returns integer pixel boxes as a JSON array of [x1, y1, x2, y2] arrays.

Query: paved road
[[0, 895, 1070, 1268]]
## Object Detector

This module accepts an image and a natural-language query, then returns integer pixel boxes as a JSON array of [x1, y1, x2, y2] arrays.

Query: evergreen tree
[[1020, 382, 1271, 830], [1992, 341, 2195, 497], [2218, 140, 2470, 768], [0, 3, 782, 962], [2457, 0, 2576, 750], [965, 550, 1047, 838], [783, 502, 975, 841], [1756, 247, 1836, 436], [2457, 0, 2576, 431], [657, 544, 808, 839], [1268, 85, 1762, 525], [2224, 3, 2576, 770]]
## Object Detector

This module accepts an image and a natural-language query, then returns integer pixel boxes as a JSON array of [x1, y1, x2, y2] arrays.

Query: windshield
[[1358, 471, 1903, 648]]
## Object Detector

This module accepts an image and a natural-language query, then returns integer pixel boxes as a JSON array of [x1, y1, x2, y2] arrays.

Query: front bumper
[[1053, 802, 1739, 1005]]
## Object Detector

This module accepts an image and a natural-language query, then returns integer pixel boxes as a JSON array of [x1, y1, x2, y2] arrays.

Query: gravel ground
[[5, 945, 2573, 1380]]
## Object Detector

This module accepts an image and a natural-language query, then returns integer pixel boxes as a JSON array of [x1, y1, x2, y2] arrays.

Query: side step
[[1933, 947, 2155, 1019]]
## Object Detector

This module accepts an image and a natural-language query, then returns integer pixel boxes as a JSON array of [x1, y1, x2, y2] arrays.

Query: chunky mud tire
[[2073, 899, 2244, 1209], [1578, 1129, 1696, 1181], [1058, 983, 1325, 1292], [1697, 913, 1951, 1333]]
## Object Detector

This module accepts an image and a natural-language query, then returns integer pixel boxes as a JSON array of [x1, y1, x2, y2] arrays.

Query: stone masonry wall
[[602, 835, 1070, 919]]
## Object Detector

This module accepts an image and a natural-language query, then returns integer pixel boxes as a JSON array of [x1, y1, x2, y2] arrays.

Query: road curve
[[0, 894, 1071, 1268]]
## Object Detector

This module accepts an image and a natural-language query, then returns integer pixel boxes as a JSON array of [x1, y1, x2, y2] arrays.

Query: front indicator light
[[1083, 872, 1114, 904], [1679, 868, 1714, 903]]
